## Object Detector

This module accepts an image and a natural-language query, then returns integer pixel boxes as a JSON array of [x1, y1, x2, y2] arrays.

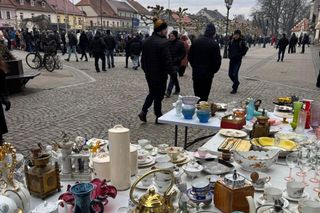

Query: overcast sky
[[74, 0, 257, 18]]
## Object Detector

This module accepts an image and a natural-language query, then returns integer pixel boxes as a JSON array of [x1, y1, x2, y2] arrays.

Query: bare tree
[[174, 7, 188, 33]]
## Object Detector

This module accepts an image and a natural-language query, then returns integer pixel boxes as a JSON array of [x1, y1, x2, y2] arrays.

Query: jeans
[[106, 49, 114, 67], [167, 71, 180, 95], [193, 77, 213, 102], [228, 60, 242, 91], [278, 48, 285, 61], [68, 45, 78, 61], [131, 55, 140, 68], [142, 77, 167, 117], [94, 52, 106, 71]]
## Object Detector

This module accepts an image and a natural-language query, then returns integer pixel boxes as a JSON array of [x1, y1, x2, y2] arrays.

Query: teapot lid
[[139, 188, 165, 208], [108, 125, 129, 134], [93, 153, 110, 163], [32, 201, 58, 212]]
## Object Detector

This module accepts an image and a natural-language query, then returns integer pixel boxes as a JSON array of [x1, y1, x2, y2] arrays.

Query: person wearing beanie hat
[[138, 17, 174, 124], [165, 30, 186, 97], [188, 23, 222, 102], [228, 29, 248, 94]]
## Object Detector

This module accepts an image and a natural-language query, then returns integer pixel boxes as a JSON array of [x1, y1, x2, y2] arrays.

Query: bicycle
[[26, 46, 56, 72]]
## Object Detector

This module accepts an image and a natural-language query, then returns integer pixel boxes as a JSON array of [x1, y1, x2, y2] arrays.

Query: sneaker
[[138, 111, 147, 122], [102, 69, 107, 72], [230, 90, 237, 94], [155, 117, 164, 125], [76, 59, 79, 62], [65, 59, 70, 62], [96, 70, 100, 72], [112, 64, 115, 68]]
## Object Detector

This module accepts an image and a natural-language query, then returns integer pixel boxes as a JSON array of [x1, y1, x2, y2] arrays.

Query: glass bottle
[[246, 98, 255, 121]]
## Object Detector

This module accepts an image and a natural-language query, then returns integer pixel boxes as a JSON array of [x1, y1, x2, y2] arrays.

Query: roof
[[126, 0, 150, 15], [109, 0, 136, 13], [291, 18, 309, 32], [198, 8, 225, 20], [10, 0, 55, 13], [47, 0, 84, 16], [77, 0, 117, 17], [0, 0, 15, 8]]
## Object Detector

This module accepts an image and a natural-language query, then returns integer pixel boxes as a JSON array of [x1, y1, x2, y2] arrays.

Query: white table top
[[158, 108, 223, 130]]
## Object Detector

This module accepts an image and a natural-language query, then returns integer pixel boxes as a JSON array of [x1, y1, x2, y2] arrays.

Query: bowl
[[182, 105, 195, 120], [181, 96, 200, 105], [182, 161, 203, 178], [233, 150, 280, 172], [197, 110, 211, 123]]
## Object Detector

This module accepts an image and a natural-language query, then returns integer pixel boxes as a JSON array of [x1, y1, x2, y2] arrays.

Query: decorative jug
[[246, 98, 255, 121], [250, 115, 270, 138], [70, 183, 104, 213], [130, 169, 176, 213]]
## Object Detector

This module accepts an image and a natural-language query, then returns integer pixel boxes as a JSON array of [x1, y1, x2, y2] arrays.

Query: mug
[[287, 181, 305, 198], [298, 199, 320, 213], [253, 172, 271, 189], [197, 147, 208, 158], [263, 187, 282, 203], [158, 144, 169, 153]]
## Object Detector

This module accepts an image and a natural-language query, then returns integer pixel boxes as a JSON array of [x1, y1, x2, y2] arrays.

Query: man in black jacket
[[228, 30, 248, 94], [276, 33, 289, 62], [129, 34, 142, 70], [91, 31, 107, 72], [104, 30, 116, 68], [189, 24, 222, 101], [288, 33, 297, 54], [166, 30, 186, 97], [139, 18, 174, 124]]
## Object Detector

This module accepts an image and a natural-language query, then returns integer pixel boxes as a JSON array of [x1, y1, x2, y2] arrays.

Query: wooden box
[[214, 180, 254, 213], [220, 115, 246, 130]]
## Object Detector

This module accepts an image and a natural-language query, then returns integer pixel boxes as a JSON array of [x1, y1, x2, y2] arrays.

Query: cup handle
[[266, 176, 271, 183], [90, 199, 104, 213]]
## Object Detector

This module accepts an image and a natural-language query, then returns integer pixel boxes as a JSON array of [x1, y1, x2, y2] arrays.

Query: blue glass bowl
[[182, 107, 195, 119], [197, 110, 211, 123]]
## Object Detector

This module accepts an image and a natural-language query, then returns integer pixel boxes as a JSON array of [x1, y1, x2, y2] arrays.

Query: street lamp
[[223, 0, 233, 59], [100, 0, 103, 31]]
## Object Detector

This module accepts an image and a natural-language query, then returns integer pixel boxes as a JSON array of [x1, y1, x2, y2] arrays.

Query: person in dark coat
[[317, 51, 320, 88], [60, 31, 66, 55], [288, 33, 297, 54], [91, 31, 106, 72], [65, 31, 79, 62], [139, 18, 174, 124], [188, 24, 222, 101], [301, 34, 309, 54], [0, 59, 11, 145], [276, 33, 289, 62], [125, 35, 132, 68], [104, 30, 116, 68], [129, 34, 142, 70], [166, 30, 186, 97], [79, 31, 89, 61]]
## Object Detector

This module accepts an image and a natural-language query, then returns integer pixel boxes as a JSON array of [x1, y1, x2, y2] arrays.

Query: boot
[[138, 111, 147, 122]]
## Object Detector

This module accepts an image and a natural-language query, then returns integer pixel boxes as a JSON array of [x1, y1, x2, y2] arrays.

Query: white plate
[[282, 190, 310, 202], [219, 129, 247, 138], [243, 124, 282, 134], [254, 182, 271, 192], [193, 152, 216, 159], [138, 160, 156, 168], [257, 195, 289, 209], [138, 156, 154, 165]]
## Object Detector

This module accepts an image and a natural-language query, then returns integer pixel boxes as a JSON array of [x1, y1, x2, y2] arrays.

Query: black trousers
[[125, 55, 130, 68], [288, 45, 295, 53], [302, 44, 306, 53], [167, 71, 180, 95], [94, 53, 106, 71], [142, 77, 167, 117], [179, 66, 186, 76], [80, 48, 88, 61], [278, 48, 286, 61], [228, 60, 242, 91], [193, 77, 213, 102], [317, 70, 320, 88]]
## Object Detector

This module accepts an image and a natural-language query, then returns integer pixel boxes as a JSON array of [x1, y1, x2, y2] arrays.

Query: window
[[31, 13, 34, 18], [122, 22, 124, 28], [42, 1, 45, 8], [31, 0, 34, 6], [20, 12, 23, 20], [6, 11, 10, 19], [20, 0, 24, 5], [48, 15, 51, 21], [117, 22, 119, 28], [98, 21, 100, 25], [57, 16, 60, 23], [112, 21, 115, 27], [78, 18, 81, 25], [0, 11, 2, 19], [107, 21, 109, 27], [73, 17, 76, 25], [103, 21, 105, 26], [90, 20, 93, 27], [65, 16, 69, 23]]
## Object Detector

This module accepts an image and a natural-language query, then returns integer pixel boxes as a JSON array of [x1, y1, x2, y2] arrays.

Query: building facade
[[0, 0, 16, 29]]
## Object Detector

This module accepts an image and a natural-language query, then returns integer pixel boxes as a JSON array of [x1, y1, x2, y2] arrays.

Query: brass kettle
[[130, 169, 175, 213], [250, 115, 270, 139]]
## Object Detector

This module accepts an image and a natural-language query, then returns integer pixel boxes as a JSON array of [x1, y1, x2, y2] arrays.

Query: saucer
[[194, 152, 215, 159], [138, 156, 154, 165], [187, 188, 213, 204], [254, 182, 271, 192], [257, 195, 289, 209], [136, 181, 154, 190], [170, 153, 188, 164], [176, 156, 191, 166], [282, 190, 310, 202]]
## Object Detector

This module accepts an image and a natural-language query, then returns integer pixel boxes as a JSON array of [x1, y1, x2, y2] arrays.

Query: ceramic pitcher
[[70, 183, 104, 213]]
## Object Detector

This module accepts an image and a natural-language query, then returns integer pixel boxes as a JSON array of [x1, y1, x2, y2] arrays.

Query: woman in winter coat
[[179, 35, 190, 76], [0, 59, 11, 145], [79, 31, 89, 61]]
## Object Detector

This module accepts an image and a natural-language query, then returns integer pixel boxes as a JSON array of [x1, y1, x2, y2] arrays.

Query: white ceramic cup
[[155, 179, 171, 193], [197, 147, 208, 158], [138, 139, 150, 148], [253, 172, 271, 189], [137, 150, 148, 162], [154, 162, 174, 180], [263, 187, 282, 203], [158, 144, 169, 153], [299, 199, 320, 213], [287, 181, 305, 198]]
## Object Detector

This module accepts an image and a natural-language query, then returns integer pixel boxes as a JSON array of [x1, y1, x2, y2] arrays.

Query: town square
[[0, 0, 320, 212]]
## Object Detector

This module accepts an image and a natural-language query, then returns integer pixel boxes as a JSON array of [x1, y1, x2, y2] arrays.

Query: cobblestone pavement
[[4, 45, 320, 154]]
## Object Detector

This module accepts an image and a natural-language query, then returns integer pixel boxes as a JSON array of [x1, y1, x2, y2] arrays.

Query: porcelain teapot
[[0, 195, 21, 213], [246, 196, 291, 213], [31, 201, 68, 213]]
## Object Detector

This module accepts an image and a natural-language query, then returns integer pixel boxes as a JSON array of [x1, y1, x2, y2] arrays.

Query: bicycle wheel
[[26, 53, 41, 69], [44, 55, 56, 72]]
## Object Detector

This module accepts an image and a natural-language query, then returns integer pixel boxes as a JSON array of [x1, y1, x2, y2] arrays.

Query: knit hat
[[153, 17, 168, 32], [204, 24, 216, 37], [234, 29, 241, 35], [170, 30, 179, 39]]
